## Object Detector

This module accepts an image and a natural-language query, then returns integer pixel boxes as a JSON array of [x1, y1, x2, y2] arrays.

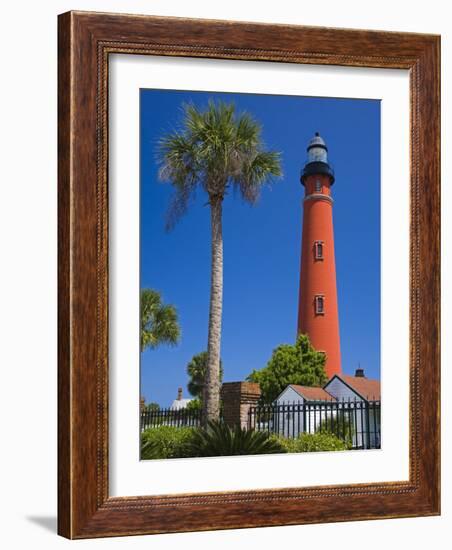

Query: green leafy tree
[[185, 398, 202, 411], [247, 334, 328, 403], [158, 100, 282, 423], [187, 351, 223, 400], [144, 402, 160, 412], [140, 288, 180, 352]]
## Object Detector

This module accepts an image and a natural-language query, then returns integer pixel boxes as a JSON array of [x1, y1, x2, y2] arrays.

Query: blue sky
[[140, 89, 380, 407]]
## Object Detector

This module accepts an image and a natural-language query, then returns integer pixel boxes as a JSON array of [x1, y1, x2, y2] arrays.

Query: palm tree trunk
[[204, 195, 223, 424]]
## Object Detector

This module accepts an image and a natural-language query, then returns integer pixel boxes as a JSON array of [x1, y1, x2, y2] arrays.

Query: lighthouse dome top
[[301, 132, 335, 185], [307, 132, 328, 152]]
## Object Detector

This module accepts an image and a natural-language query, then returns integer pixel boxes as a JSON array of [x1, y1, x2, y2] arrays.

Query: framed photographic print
[[58, 11, 440, 539]]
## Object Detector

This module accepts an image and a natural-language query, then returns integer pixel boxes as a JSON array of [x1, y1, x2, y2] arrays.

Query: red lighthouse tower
[[297, 133, 341, 378]]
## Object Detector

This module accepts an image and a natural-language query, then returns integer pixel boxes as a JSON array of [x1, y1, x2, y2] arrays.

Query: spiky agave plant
[[189, 420, 286, 457]]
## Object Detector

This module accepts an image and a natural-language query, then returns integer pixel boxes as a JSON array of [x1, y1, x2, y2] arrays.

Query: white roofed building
[[272, 369, 380, 446], [170, 387, 193, 410]]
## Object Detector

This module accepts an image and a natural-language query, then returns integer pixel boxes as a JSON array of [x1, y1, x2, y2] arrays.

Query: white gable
[[324, 376, 364, 402], [275, 385, 305, 405]]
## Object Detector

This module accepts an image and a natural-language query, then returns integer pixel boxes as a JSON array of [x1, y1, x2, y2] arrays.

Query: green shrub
[[185, 398, 202, 411], [316, 411, 354, 448], [270, 432, 349, 453], [141, 424, 347, 460], [189, 421, 286, 457], [141, 426, 197, 459]]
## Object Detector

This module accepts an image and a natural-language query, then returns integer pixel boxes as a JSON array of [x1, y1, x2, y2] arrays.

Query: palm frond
[[234, 112, 261, 148], [233, 150, 283, 203], [156, 100, 283, 227], [157, 133, 201, 230], [140, 289, 181, 351]]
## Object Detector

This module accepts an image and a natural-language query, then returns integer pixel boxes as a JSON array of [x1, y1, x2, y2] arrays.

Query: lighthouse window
[[315, 295, 325, 315], [315, 179, 322, 192], [314, 241, 324, 260]]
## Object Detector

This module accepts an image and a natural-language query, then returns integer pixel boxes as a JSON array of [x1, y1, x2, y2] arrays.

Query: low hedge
[[141, 426, 349, 460], [270, 432, 349, 453], [141, 426, 197, 459]]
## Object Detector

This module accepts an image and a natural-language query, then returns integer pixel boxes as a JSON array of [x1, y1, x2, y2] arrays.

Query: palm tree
[[140, 288, 180, 352], [158, 100, 282, 423]]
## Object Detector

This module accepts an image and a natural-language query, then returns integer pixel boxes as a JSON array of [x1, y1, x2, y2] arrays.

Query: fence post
[[365, 401, 371, 449], [372, 401, 379, 448], [220, 382, 261, 430]]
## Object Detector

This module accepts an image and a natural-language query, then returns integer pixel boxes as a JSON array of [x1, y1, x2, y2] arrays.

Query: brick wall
[[221, 382, 261, 429]]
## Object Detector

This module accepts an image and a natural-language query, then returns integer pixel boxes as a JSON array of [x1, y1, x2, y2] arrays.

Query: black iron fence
[[248, 400, 381, 449], [140, 407, 202, 431], [140, 400, 381, 450]]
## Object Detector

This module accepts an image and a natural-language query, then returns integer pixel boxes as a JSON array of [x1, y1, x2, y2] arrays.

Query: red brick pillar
[[221, 382, 261, 429]]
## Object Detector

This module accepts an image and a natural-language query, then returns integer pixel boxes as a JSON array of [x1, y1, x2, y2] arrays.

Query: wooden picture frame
[[58, 11, 440, 539]]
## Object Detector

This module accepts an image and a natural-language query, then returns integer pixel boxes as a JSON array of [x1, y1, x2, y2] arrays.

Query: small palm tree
[[187, 351, 223, 401], [140, 288, 180, 352], [158, 100, 282, 423]]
